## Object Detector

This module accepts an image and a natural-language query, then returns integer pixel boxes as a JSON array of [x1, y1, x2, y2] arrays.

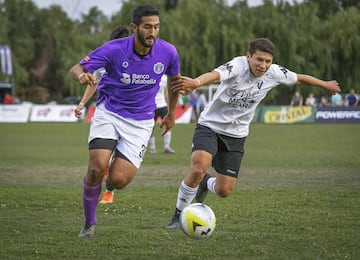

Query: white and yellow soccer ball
[[179, 203, 216, 239]]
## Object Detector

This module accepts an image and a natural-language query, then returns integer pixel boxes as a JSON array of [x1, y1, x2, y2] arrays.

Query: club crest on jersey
[[153, 62, 165, 75], [122, 61, 129, 68]]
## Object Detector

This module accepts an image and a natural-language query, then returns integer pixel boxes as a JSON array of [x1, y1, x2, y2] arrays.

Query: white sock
[[175, 181, 197, 211], [163, 131, 171, 148], [149, 136, 156, 150], [207, 177, 216, 194]]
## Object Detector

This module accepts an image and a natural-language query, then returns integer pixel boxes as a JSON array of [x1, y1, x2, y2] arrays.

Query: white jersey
[[155, 75, 168, 108], [198, 56, 298, 138]]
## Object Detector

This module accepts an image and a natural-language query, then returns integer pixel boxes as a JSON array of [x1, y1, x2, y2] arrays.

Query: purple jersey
[[80, 35, 180, 120]]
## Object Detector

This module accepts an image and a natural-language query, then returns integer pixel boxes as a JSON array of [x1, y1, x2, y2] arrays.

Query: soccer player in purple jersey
[[69, 5, 181, 238], [165, 38, 341, 230]]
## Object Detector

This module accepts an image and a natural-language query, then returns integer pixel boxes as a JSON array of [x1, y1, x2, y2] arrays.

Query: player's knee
[[111, 173, 134, 190], [86, 168, 102, 184], [216, 186, 233, 198], [187, 167, 207, 186]]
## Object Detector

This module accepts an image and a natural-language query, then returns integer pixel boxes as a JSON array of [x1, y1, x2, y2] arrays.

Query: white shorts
[[88, 103, 154, 169]]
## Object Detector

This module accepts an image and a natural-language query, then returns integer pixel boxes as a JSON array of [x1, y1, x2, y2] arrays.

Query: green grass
[[0, 123, 359, 259]]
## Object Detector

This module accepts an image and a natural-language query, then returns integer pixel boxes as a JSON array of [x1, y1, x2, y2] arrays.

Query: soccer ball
[[179, 203, 216, 239]]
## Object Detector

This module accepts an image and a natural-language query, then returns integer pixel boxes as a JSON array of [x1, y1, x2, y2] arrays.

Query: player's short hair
[[132, 5, 159, 25], [109, 26, 130, 40], [248, 38, 276, 56]]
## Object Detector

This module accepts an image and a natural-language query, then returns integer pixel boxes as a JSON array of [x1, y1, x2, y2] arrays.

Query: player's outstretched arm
[[297, 74, 341, 95], [170, 71, 220, 95]]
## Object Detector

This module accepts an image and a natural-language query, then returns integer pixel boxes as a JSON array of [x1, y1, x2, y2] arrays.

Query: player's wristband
[[78, 102, 85, 106], [196, 79, 201, 87]]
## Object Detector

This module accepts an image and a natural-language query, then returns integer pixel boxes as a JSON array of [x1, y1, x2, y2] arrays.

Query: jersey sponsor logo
[[132, 73, 156, 84], [227, 88, 259, 108], [120, 73, 131, 84], [153, 62, 165, 74]]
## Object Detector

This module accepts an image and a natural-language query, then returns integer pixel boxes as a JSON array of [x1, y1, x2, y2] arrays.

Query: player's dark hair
[[248, 38, 276, 56], [109, 26, 130, 40], [132, 5, 159, 25]]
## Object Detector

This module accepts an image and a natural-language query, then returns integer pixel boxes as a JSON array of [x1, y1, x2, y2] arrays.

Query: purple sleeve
[[79, 42, 112, 73]]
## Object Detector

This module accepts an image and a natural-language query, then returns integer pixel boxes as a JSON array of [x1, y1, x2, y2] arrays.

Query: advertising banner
[[261, 106, 315, 124], [30, 105, 78, 122], [0, 104, 31, 123], [315, 107, 360, 123]]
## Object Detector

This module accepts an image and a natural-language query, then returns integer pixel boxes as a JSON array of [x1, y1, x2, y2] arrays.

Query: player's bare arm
[[74, 84, 98, 118], [69, 64, 97, 85], [297, 74, 341, 95], [171, 71, 220, 95]]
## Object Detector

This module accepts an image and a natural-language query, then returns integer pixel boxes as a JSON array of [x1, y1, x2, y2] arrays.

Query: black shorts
[[154, 106, 168, 120], [88, 138, 130, 163], [191, 124, 246, 178]]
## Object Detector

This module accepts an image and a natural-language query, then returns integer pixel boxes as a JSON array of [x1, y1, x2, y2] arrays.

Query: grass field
[[0, 122, 359, 259]]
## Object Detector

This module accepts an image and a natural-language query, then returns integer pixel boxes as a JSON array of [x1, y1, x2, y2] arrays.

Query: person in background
[[344, 88, 359, 107], [305, 92, 317, 107], [196, 90, 207, 115], [330, 92, 343, 107], [290, 90, 303, 107], [149, 74, 176, 155], [3, 92, 14, 104], [165, 38, 341, 230], [188, 90, 199, 121], [69, 5, 181, 238]]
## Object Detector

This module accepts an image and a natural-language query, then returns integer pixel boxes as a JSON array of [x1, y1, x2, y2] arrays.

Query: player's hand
[[78, 72, 97, 85], [327, 80, 341, 95], [159, 114, 175, 136], [170, 76, 199, 95], [74, 103, 85, 118]]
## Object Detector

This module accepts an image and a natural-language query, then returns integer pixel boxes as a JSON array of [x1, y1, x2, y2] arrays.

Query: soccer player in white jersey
[[165, 38, 341, 229], [70, 5, 181, 238], [149, 74, 176, 155]]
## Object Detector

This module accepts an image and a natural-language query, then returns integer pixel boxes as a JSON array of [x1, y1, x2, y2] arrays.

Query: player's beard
[[137, 29, 156, 48]]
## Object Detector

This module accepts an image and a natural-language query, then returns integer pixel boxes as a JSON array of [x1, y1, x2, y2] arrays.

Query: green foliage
[[0, 0, 359, 103], [0, 123, 359, 259]]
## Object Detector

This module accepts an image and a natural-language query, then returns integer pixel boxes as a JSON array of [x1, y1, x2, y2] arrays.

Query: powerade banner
[[261, 106, 315, 124], [315, 107, 360, 123]]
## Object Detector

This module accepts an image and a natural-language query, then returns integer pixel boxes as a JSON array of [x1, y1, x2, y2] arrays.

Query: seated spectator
[[330, 92, 343, 107], [305, 93, 317, 107], [344, 88, 359, 107], [290, 90, 303, 107], [3, 92, 14, 104]]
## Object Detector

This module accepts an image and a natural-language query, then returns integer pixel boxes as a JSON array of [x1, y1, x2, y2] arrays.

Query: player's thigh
[[88, 149, 113, 170], [110, 156, 137, 185]]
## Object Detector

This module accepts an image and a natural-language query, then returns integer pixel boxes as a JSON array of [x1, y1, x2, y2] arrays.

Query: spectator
[[196, 90, 207, 116], [344, 88, 359, 107], [330, 92, 343, 107], [188, 90, 200, 121], [290, 90, 303, 107], [318, 95, 329, 107], [305, 92, 317, 107], [149, 75, 176, 155], [3, 92, 14, 104]]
